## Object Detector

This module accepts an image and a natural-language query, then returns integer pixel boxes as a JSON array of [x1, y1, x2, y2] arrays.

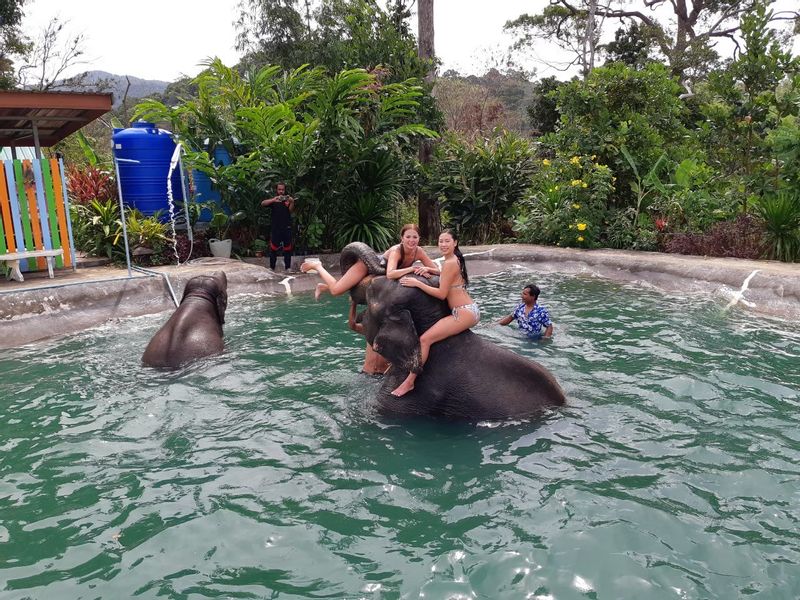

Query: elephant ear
[[372, 309, 422, 374], [216, 288, 228, 325], [213, 271, 228, 325]]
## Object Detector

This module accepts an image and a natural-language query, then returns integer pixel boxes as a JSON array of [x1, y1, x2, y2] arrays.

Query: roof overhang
[[0, 90, 113, 147]]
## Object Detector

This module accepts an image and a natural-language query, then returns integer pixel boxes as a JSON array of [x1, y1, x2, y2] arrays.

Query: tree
[[603, 22, 656, 69], [434, 77, 508, 138], [16, 17, 90, 91], [526, 76, 564, 136], [416, 0, 440, 241], [505, 2, 602, 79], [506, 0, 799, 83], [235, 0, 429, 82], [0, 0, 29, 89]]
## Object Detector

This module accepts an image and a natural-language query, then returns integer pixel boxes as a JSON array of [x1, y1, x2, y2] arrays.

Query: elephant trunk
[[340, 242, 385, 277], [340, 242, 386, 305]]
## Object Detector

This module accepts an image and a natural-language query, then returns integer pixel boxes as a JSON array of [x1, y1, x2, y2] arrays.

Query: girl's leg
[[301, 260, 369, 298], [391, 312, 476, 397]]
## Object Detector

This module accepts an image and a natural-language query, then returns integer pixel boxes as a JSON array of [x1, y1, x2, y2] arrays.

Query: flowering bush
[[512, 154, 614, 247]]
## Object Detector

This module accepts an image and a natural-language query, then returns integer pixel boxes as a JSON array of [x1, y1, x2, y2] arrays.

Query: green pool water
[[2, 268, 799, 599]]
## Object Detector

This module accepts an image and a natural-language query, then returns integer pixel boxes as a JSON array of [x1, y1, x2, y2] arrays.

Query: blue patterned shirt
[[512, 302, 552, 339]]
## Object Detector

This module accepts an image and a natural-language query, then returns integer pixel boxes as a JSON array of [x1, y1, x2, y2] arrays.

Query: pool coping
[[2, 245, 798, 349]]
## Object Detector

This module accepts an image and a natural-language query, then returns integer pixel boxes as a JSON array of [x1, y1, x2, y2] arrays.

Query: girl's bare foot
[[391, 380, 414, 397], [314, 283, 328, 301]]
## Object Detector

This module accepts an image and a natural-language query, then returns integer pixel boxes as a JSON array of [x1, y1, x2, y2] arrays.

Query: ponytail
[[454, 246, 469, 287]]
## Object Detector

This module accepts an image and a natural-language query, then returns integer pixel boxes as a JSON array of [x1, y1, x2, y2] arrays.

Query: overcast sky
[[22, 0, 800, 83]]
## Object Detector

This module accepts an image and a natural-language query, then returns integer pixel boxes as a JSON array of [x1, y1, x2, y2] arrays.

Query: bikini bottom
[[452, 303, 480, 323]]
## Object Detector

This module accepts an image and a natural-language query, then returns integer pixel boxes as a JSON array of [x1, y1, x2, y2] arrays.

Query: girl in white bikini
[[391, 229, 480, 397], [301, 224, 438, 300]]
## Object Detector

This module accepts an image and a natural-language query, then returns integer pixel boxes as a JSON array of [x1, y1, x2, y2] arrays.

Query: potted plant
[[252, 238, 268, 258], [207, 206, 246, 258]]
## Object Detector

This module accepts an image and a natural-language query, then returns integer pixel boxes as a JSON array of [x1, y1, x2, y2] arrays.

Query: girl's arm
[[399, 259, 457, 299], [413, 248, 440, 275]]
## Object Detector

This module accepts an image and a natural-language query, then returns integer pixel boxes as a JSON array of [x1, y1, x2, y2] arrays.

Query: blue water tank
[[112, 121, 184, 218], [192, 145, 232, 221]]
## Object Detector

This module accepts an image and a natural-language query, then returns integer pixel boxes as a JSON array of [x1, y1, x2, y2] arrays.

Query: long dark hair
[[398, 223, 420, 267], [441, 228, 468, 287]]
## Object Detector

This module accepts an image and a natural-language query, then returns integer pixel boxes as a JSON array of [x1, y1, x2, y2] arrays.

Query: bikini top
[[388, 245, 418, 268]]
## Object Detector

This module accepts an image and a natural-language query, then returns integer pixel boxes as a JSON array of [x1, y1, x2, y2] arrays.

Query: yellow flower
[[554, 185, 559, 191], [542, 159, 551, 166], [582, 182, 588, 188], [577, 223, 587, 231], [571, 179, 583, 187], [590, 155, 596, 160], [568, 224, 574, 229], [570, 156, 581, 165], [572, 203, 581, 209], [577, 236, 585, 242]]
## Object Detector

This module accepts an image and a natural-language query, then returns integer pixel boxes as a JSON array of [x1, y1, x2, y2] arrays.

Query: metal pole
[[112, 157, 137, 278], [31, 121, 42, 159]]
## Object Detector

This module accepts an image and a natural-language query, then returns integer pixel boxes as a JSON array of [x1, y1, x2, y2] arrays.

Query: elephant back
[[340, 242, 386, 276]]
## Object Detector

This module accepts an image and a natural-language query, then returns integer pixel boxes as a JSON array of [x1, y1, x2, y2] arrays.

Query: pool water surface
[[1, 267, 799, 599]]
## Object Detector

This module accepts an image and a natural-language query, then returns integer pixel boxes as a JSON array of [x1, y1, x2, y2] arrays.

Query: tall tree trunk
[[417, 0, 440, 242]]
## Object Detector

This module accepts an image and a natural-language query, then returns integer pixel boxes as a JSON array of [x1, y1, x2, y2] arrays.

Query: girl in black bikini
[[300, 224, 439, 299]]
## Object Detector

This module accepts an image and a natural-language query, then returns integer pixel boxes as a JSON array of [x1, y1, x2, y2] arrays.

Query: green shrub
[[755, 191, 800, 262], [431, 130, 536, 243], [70, 199, 173, 263]]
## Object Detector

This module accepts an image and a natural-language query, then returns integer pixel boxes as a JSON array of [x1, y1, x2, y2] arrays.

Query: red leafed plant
[[67, 165, 118, 205]]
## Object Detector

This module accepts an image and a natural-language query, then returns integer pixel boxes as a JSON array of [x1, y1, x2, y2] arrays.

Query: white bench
[[1, 249, 64, 282]]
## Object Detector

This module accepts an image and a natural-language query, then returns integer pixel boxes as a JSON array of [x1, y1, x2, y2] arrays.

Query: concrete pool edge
[[2, 245, 798, 349]]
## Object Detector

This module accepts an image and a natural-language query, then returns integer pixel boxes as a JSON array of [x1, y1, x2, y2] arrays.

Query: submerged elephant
[[142, 271, 228, 368], [340, 243, 566, 420]]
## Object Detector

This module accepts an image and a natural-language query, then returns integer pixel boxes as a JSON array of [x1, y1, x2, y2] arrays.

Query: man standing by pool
[[498, 284, 554, 339], [261, 182, 295, 271]]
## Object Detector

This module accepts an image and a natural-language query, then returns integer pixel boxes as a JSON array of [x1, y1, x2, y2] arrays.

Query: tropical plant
[[134, 60, 436, 252], [70, 199, 123, 260], [755, 191, 800, 262], [619, 145, 669, 226], [431, 130, 536, 243], [125, 210, 170, 256], [208, 206, 247, 241]]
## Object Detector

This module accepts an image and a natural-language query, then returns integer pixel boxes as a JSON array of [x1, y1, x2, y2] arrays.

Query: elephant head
[[142, 271, 229, 368], [361, 275, 448, 374], [181, 271, 228, 325]]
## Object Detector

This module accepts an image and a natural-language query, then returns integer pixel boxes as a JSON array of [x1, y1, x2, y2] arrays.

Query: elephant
[[142, 271, 228, 368], [340, 243, 567, 420]]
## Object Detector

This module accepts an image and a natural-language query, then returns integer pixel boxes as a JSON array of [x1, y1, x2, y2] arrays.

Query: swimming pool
[[2, 268, 799, 598]]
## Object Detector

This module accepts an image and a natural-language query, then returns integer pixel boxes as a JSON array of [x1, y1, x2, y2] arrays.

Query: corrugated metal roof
[[0, 146, 38, 160]]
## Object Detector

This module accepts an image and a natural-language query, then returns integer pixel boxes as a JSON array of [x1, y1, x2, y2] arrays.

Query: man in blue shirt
[[498, 284, 554, 339]]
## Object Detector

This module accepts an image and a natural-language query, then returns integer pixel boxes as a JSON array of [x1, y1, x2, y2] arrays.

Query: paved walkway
[[2, 245, 798, 349]]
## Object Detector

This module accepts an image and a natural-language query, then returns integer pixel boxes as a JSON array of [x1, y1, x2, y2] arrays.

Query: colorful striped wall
[[0, 158, 75, 273]]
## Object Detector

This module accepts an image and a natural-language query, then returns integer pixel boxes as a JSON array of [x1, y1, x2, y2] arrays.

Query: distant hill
[[62, 71, 171, 107]]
